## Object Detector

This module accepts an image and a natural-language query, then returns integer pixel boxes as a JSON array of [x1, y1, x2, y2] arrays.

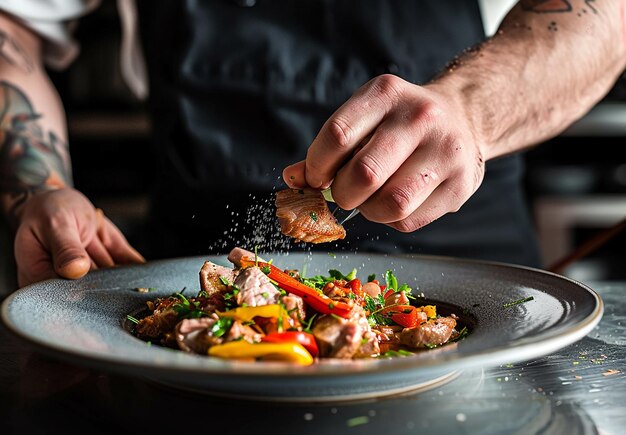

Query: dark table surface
[[1, 281, 624, 435]]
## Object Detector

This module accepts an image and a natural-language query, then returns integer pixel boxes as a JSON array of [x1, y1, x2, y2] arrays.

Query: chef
[[1, 0, 625, 287]]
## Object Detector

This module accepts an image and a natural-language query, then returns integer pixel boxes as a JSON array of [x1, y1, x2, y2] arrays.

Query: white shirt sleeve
[[478, 0, 518, 36], [0, 0, 101, 69]]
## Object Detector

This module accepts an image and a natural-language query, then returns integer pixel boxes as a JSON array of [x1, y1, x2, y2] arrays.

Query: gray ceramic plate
[[1, 252, 603, 402]]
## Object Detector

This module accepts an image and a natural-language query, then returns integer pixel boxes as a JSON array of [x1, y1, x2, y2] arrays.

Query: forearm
[[430, 0, 626, 160], [0, 12, 71, 224]]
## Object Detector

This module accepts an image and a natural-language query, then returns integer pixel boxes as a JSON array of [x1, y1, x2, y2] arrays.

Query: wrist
[[1, 185, 65, 230], [423, 78, 492, 161]]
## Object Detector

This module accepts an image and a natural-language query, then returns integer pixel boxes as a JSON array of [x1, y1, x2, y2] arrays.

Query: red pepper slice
[[239, 257, 353, 318], [261, 331, 319, 357], [347, 278, 363, 299], [382, 305, 419, 328]]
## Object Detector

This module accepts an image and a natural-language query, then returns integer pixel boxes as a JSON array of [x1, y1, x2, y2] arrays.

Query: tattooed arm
[[431, 0, 626, 159], [284, 0, 626, 232], [0, 12, 144, 287]]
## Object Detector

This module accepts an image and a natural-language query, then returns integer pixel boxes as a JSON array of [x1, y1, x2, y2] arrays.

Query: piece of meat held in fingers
[[275, 188, 346, 243]]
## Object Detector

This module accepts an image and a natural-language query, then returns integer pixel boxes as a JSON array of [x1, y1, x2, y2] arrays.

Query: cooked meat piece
[[322, 281, 349, 299], [134, 298, 179, 341], [199, 261, 237, 295], [313, 315, 361, 358], [312, 306, 378, 358], [227, 247, 267, 268], [234, 266, 280, 307], [354, 328, 381, 358], [175, 315, 223, 354], [373, 324, 403, 345], [225, 320, 262, 344], [275, 188, 346, 244], [399, 316, 457, 348], [281, 294, 305, 324]]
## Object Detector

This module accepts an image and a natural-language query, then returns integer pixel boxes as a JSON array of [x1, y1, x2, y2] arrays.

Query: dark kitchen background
[[49, 2, 626, 282]]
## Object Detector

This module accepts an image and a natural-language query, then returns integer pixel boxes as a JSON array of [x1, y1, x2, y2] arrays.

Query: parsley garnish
[[503, 296, 534, 308], [211, 317, 234, 338], [310, 211, 318, 221], [379, 349, 414, 358], [171, 291, 209, 319]]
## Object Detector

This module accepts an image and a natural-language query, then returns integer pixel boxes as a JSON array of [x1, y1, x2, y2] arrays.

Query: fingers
[[386, 180, 467, 233], [282, 160, 307, 188], [96, 213, 145, 265], [304, 75, 404, 189], [357, 157, 443, 224], [329, 114, 423, 210]]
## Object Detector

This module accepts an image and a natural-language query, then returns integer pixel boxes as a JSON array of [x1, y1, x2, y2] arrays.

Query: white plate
[[1, 252, 603, 402]]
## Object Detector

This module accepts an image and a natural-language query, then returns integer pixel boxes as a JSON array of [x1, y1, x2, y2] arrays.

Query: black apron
[[136, 0, 542, 267]]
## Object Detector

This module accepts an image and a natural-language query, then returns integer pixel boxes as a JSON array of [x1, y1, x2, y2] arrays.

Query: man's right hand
[[13, 187, 145, 287]]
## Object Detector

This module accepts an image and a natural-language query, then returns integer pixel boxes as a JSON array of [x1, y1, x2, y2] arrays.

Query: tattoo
[[584, 0, 598, 14], [522, 0, 598, 14], [0, 81, 71, 218], [521, 0, 573, 13], [0, 31, 34, 73]]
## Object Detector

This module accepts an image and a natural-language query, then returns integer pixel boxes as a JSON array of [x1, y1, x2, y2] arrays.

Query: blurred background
[[49, 1, 626, 282]]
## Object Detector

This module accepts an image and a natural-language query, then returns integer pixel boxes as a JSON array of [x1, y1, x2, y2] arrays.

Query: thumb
[[49, 228, 92, 280], [56, 251, 91, 280], [282, 160, 307, 188]]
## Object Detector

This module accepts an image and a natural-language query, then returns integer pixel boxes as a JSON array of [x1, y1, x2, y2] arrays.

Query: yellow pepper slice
[[418, 305, 437, 319], [217, 304, 287, 322], [208, 341, 314, 365]]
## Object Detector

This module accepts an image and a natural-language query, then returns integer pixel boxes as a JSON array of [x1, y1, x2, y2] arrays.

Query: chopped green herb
[[385, 269, 398, 291], [367, 274, 376, 282], [219, 276, 231, 286], [346, 416, 369, 428], [261, 266, 271, 274], [211, 317, 234, 338], [127, 315, 139, 324], [450, 326, 469, 343], [327, 252, 337, 258], [310, 211, 318, 222], [380, 349, 414, 358], [302, 313, 317, 333], [503, 296, 534, 308]]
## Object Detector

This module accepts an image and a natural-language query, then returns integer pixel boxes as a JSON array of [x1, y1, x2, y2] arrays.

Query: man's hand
[[283, 74, 485, 232], [284, 0, 626, 233], [13, 187, 145, 287]]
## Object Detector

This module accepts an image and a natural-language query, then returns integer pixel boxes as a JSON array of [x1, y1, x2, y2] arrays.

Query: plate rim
[[0, 252, 604, 380]]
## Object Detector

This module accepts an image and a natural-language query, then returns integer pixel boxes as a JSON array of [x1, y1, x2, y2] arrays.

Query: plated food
[[275, 188, 346, 243], [129, 247, 466, 365]]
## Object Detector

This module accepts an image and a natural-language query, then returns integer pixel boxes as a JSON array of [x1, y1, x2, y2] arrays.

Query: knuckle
[[351, 155, 385, 189], [370, 74, 403, 103], [413, 100, 444, 125], [382, 186, 415, 220], [390, 217, 420, 233], [445, 183, 471, 213], [326, 117, 355, 150]]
